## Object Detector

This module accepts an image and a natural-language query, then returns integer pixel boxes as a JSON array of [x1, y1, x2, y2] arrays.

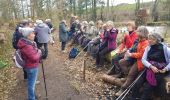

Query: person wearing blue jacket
[[59, 20, 68, 52]]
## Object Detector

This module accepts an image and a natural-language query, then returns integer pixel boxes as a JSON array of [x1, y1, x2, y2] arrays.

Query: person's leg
[[116, 63, 139, 96], [140, 82, 155, 100], [44, 43, 48, 59], [37, 42, 43, 49], [130, 71, 146, 99], [107, 53, 125, 75], [26, 67, 38, 100], [61, 42, 66, 51], [119, 59, 132, 75], [122, 63, 139, 89], [98, 47, 112, 66], [87, 41, 93, 54], [23, 68, 27, 80]]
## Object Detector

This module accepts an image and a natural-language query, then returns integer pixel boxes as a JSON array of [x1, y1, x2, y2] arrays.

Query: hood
[[17, 38, 33, 49], [37, 23, 47, 28]]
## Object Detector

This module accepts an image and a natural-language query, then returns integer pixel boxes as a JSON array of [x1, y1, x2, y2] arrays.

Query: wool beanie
[[19, 27, 34, 38]]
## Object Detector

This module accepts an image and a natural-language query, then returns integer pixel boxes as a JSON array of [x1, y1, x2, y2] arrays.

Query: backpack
[[69, 48, 79, 59], [12, 25, 24, 49], [12, 30, 23, 49], [13, 50, 25, 68]]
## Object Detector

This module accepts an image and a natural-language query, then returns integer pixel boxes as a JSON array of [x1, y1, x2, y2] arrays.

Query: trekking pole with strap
[[116, 69, 146, 100], [41, 60, 48, 100]]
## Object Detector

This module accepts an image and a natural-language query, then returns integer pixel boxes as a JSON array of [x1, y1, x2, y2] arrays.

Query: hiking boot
[[115, 89, 124, 97]]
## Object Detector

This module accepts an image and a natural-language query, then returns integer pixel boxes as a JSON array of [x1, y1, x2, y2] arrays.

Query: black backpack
[[12, 26, 23, 49]]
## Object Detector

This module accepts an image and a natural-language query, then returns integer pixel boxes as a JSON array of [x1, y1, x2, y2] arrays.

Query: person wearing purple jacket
[[96, 21, 118, 70], [17, 27, 41, 100]]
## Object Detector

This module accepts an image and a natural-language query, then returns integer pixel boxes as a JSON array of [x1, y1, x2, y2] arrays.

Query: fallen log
[[101, 74, 123, 87]]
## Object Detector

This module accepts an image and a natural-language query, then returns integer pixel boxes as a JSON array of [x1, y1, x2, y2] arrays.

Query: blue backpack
[[69, 48, 79, 58]]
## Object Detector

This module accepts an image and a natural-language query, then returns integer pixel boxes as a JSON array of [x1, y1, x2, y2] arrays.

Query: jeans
[[37, 43, 48, 59], [25, 67, 38, 100], [61, 42, 66, 50]]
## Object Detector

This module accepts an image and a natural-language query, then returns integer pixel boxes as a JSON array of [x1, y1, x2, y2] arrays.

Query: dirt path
[[8, 34, 93, 100]]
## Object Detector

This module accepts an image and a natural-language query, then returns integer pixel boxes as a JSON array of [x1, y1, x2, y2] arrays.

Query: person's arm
[[130, 42, 148, 59], [107, 29, 118, 40], [22, 45, 41, 62], [141, 46, 152, 68], [164, 47, 170, 71]]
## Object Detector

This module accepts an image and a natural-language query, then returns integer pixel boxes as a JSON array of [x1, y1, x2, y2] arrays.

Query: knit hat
[[36, 19, 43, 25], [19, 27, 34, 38]]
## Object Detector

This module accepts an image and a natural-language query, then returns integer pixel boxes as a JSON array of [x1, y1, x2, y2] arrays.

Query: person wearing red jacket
[[115, 26, 149, 96], [17, 27, 41, 100], [107, 21, 137, 75]]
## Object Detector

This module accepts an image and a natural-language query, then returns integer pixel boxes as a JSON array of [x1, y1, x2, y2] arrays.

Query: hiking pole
[[41, 60, 48, 100], [116, 69, 145, 100], [75, 43, 89, 58]]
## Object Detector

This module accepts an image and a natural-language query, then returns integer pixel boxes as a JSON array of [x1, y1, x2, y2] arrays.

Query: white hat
[[19, 27, 34, 38], [36, 19, 43, 25]]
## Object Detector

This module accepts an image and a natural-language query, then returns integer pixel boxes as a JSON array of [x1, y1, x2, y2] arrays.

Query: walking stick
[[41, 60, 48, 100], [75, 43, 89, 58], [116, 69, 145, 100]]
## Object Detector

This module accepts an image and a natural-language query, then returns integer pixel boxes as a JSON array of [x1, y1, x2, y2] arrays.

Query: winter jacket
[[59, 22, 68, 42], [17, 38, 41, 69], [34, 23, 50, 43], [119, 31, 137, 52], [130, 39, 149, 71], [103, 28, 118, 50], [87, 26, 99, 40], [142, 43, 170, 71]]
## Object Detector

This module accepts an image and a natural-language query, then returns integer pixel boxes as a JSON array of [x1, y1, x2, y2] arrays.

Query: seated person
[[107, 21, 137, 75], [86, 21, 103, 56], [95, 21, 118, 70], [130, 33, 170, 100], [115, 26, 149, 96]]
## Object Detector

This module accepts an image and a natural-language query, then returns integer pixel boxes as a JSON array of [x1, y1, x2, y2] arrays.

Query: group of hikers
[[12, 18, 53, 100], [60, 15, 170, 100], [12, 14, 170, 100]]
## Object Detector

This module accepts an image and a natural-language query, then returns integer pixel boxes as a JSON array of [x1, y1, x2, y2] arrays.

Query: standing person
[[59, 20, 68, 52], [45, 19, 53, 29], [45, 19, 55, 45], [130, 33, 170, 100], [13, 20, 32, 81], [34, 20, 51, 59], [96, 21, 118, 70], [17, 27, 41, 100]]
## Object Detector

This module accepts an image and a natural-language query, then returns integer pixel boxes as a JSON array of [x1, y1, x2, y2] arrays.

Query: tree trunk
[[85, 0, 88, 20], [21, 0, 25, 18], [93, 0, 97, 21]]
